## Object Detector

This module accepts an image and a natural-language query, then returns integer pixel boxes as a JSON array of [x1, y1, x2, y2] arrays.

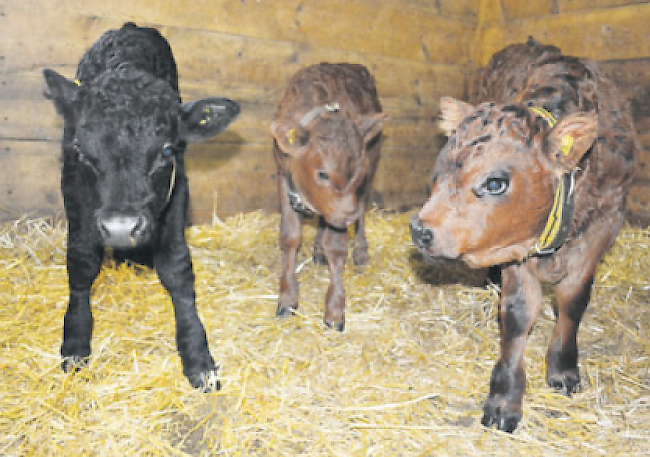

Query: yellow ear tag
[[560, 135, 574, 157], [74, 79, 82, 86], [287, 128, 297, 146]]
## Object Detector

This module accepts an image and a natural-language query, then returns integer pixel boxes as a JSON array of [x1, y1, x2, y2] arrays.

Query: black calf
[[44, 22, 239, 390]]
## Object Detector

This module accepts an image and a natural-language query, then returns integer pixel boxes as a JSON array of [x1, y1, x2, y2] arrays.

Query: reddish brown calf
[[410, 38, 637, 432], [271, 63, 385, 331]]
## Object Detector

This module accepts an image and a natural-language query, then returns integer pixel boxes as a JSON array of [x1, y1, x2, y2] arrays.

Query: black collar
[[285, 172, 316, 217]]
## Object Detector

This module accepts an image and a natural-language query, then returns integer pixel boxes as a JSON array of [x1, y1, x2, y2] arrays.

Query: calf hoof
[[61, 355, 89, 373], [481, 400, 522, 433], [323, 317, 345, 332], [187, 368, 221, 393], [547, 370, 581, 396], [276, 304, 297, 318], [313, 251, 328, 266], [352, 247, 369, 266]]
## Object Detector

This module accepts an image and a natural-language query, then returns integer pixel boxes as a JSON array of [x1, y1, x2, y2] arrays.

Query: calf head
[[44, 66, 239, 248], [271, 105, 384, 229], [411, 97, 598, 268]]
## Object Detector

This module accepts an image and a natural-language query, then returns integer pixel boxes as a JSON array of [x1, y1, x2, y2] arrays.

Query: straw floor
[[1, 210, 649, 456]]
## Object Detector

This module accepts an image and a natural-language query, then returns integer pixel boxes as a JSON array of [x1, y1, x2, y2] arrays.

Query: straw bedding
[[1, 210, 648, 456]]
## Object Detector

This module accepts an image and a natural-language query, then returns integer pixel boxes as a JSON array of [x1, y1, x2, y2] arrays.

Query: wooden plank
[[476, 3, 650, 65], [0, 141, 63, 221], [493, 0, 555, 19], [559, 0, 648, 14], [0, 1, 474, 66]]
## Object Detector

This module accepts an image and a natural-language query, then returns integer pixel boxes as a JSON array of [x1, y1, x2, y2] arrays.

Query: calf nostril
[[96, 216, 109, 238], [420, 227, 433, 245], [131, 216, 147, 238], [409, 215, 433, 247]]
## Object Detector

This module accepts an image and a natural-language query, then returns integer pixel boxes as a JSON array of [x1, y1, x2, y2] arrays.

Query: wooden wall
[[1, 0, 649, 224], [474, 0, 650, 223], [0, 0, 477, 223]]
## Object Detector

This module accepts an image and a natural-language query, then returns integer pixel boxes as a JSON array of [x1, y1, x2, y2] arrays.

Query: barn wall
[[0, 0, 478, 223], [474, 0, 650, 223], [2, 0, 649, 224]]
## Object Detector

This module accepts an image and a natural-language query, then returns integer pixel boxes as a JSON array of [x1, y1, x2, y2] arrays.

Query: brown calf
[[271, 63, 385, 331], [410, 38, 637, 432]]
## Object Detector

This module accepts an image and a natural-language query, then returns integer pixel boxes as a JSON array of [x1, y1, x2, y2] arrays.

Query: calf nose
[[409, 215, 433, 247], [96, 214, 148, 248]]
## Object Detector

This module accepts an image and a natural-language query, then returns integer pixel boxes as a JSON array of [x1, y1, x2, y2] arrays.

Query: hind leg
[[352, 214, 369, 266], [546, 220, 620, 394]]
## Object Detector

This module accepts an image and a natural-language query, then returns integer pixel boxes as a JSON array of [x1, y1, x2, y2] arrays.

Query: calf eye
[[485, 177, 509, 195], [316, 170, 330, 182], [162, 143, 175, 158]]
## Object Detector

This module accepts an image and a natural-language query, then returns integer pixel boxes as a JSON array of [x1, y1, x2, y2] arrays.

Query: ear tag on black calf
[[199, 107, 212, 126]]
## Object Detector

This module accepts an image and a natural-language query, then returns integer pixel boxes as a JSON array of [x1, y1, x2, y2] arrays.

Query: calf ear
[[439, 97, 474, 136], [546, 112, 598, 171], [357, 113, 387, 144], [270, 120, 309, 157], [43, 69, 79, 119], [179, 97, 240, 143]]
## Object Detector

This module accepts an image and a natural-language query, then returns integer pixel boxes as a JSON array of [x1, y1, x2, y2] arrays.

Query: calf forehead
[[81, 68, 179, 124], [440, 104, 540, 172]]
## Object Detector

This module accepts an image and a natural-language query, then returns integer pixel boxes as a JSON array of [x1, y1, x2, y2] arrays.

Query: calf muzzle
[[409, 215, 433, 249], [96, 212, 149, 248]]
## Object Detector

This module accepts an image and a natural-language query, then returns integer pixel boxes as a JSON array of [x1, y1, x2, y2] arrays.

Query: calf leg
[[482, 263, 542, 432], [313, 216, 328, 265], [61, 231, 103, 371], [546, 221, 620, 395], [352, 214, 369, 266], [155, 238, 217, 391], [322, 224, 349, 331], [155, 187, 217, 391], [546, 275, 592, 395], [353, 138, 380, 267], [277, 177, 303, 317]]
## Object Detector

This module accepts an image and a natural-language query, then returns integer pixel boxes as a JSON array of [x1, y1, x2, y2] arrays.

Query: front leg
[[61, 226, 103, 372], [277, 175, 303, 317], [482, 263, 543, 433], [321, 224, 349, 331], [155, 188, 217, 391], [155, 238, 217, 391], [313, 216, 327, 265]]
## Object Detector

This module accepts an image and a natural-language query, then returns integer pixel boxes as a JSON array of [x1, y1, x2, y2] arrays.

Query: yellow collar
[[528, 105, 576, 256], [531, 170, 576, 255]]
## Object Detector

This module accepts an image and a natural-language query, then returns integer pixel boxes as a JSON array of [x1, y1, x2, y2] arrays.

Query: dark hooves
[[61, 355, 89, 373], [481, 403, 522, 433], [547, 373, 581, 396], [187, 369, 221, 393], [324, 318, 345, 332], [313, 252, 328, 265], [276, 305, 297, 318]]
